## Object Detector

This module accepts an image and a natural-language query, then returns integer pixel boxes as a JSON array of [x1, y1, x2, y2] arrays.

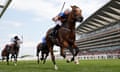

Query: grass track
[[0, 59, 120, 72]]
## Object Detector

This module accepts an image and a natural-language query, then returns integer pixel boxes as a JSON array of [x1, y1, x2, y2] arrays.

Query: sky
[[0, 0, 110, 57]]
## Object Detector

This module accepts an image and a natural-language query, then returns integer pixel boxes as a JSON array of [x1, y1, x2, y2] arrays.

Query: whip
[[60, 2, 66, 13]]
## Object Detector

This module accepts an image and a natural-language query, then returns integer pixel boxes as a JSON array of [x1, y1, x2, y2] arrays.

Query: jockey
[[42, 37, 47, 48], [42, 37, 46, 44], [52, 9, 71, 38], [10, 35, 22, 48]]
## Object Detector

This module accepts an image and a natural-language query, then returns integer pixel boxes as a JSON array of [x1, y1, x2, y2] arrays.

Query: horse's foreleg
[[73, 45, 80, 64], [36, 50, 40, 64], [43, 53, 49, 64], [74, 47, 79, 56], [40, 52, 44, 61], [37, 54, 40, 64], [15, 54, 18, 62], [11, 55, 13, 62], [13, 53, 17, 66], [60, 47, 66, 58], [68, 46, 75, 62]]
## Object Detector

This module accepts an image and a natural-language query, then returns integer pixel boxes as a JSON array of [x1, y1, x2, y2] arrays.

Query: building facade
[[76, 0, 120, 60]]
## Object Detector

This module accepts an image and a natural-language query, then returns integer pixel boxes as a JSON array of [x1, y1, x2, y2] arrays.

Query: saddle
[[48, 28, 60, 45]]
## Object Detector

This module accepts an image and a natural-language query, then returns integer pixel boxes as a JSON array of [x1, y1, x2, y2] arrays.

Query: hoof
[[71, 57, 74, 62], [14, 63, 17, 66], [54, 65, 58, 70], [66, 58, 71, 63], [40, 58, 44, 60], [74, 61, 79, 64], [66, 60, 70, 63], [74, 56, 79, 64]]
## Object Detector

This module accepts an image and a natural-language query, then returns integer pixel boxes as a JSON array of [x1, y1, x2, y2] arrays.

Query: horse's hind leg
[[12, 53, 17, 66], [50, 47, 58, 70], [14, 54, 18, 66], [67, 46, 75, 62], [11, 55, 13, 62], [60, 46, 66, 59]]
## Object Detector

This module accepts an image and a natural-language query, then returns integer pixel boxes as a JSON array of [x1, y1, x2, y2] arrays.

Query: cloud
[[10, 0, 60, 19], [9, 21, 23, 27], [9, 0, 110, 20], [23, 41, 36, 48], [1, 20, 23, 28]]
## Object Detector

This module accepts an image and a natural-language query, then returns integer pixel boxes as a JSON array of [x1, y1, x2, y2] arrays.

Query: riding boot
[[53, 25, 60, 38]]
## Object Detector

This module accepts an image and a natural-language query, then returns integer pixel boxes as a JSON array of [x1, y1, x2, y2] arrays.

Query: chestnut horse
[[1, 45, 14, 62], [36, 42, 49, 64], [46, 5, 83, 70]]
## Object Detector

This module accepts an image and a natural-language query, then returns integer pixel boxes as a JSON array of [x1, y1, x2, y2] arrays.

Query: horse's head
[[71, 5, 83, 22]]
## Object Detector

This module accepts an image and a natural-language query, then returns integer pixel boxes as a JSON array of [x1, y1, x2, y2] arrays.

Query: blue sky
[[0, 0, 110, 57]]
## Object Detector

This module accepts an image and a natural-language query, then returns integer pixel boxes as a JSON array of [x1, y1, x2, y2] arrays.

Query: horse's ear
[[71, 6, 73, 9]]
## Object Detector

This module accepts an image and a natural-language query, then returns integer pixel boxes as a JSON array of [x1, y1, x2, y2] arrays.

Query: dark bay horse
[[36, 42, 49, 64], [1, 41, 22, 65], [1, 45, 14, 62], [46, 5, 83, 70]]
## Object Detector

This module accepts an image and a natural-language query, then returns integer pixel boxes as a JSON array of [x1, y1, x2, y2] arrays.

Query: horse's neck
[[65, 13, 76, 31]]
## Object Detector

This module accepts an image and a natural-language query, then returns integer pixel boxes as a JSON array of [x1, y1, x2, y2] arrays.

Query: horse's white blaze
[[54, 65, 58, 70], [74, 56, 79, 64]]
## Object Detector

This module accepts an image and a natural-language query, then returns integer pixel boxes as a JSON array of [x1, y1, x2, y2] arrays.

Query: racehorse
[[1, 41, 22, 65], [36, 42, 49, 64], [46, 5, 83, 70]]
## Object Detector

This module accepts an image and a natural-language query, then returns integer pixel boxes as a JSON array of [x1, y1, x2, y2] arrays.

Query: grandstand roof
[[0, 0, 12, 18], [76, 0, 120, 34]]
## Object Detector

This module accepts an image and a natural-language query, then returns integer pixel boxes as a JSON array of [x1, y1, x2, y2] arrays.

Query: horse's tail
[[36, 47, 39, 57], [1, 46, 8, 61], [1, 49, 4, 57]]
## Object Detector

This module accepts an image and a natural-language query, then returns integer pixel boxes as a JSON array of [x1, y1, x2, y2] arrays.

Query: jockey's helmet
[[14, 36, 19, 39], [64, 9, 71, 15]]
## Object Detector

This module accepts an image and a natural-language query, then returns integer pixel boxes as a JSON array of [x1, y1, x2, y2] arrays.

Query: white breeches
[[55, 20, 62, 26]]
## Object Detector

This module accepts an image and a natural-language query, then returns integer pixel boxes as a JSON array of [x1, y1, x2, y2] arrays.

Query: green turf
[[0, 59, 120, 72]]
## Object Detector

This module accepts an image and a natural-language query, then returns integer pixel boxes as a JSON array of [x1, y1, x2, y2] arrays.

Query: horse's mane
[[71, 5, 79, 8]]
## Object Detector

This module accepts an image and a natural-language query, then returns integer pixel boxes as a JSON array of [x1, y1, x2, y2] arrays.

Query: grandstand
[[0, 0, 12, 18], [75, 0, 120, 60]]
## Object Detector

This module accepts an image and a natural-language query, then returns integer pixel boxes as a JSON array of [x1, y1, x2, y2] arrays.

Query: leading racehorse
[[46, 5, 83, 70]]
